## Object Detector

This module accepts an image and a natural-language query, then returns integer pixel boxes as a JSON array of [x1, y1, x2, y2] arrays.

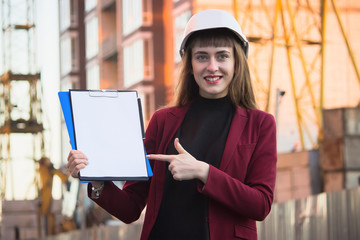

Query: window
[[123, 32, 153, 88], [59, 0, 71, 31], [60, 37, 71, 76], [122, 0, 142, 35], [85, 0, 97, 13], [124, 39, 143, 87], [122, 0, 152, 36], [60, 34, 79, 76], [86, 63, 100, 89], [85, 17, 99, 60], [60, 0, 77, 31]]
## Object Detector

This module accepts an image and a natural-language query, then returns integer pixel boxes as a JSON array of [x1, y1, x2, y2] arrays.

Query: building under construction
[[1, 0, 360, 239]]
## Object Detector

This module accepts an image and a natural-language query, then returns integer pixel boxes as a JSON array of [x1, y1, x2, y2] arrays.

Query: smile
[[204, 76, 222, 83]]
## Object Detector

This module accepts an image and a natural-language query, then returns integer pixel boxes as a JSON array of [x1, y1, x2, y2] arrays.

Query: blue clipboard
[[58, 91, 153, 181]]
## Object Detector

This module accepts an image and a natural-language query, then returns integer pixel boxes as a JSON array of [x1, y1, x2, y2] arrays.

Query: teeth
[[205, 76, 220, 81]]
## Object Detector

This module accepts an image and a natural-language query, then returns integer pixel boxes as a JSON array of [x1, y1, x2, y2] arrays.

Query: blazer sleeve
[[87, 111, 161, 224], [198, 112, 277, 221]]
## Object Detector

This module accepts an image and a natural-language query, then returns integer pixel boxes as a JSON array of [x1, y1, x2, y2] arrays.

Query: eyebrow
[[193, 50, 231, 55]]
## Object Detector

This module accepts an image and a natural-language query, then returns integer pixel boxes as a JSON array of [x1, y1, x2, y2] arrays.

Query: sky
[[36, 1, 61, 165]]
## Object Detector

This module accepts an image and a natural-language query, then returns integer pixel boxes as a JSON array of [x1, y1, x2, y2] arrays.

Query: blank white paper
[[70, 90, 148, 180]]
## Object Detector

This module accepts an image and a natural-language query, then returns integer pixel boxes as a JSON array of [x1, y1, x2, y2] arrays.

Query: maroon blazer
[[89, 103, 277, 240]]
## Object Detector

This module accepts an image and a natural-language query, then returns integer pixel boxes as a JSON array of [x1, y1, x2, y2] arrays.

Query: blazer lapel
[[219, 107, 249, 171], [160, 104, 191, 153]]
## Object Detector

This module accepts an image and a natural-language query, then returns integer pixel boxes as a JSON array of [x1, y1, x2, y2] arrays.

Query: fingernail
[[146, 155, 150, 158]]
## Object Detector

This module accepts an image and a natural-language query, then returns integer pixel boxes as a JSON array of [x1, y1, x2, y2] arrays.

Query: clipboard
[[58, 89, 153, 182]]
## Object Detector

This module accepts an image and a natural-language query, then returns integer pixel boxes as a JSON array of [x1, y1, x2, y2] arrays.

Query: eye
[[194, 54, 208, 62], [217, 54, 229, 61]]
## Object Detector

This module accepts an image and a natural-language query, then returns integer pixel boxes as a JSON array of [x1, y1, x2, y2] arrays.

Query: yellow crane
[[233, 0, 360, 150]]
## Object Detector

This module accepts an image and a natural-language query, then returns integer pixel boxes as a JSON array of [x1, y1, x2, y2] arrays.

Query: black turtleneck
[[149, 95, 235, 240]]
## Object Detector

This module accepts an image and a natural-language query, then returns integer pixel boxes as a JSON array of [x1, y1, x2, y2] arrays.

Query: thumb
[[174, 138, 187, 154]]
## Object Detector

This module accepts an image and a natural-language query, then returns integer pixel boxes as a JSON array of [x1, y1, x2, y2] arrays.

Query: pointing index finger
[[146, 154, 173, 163]]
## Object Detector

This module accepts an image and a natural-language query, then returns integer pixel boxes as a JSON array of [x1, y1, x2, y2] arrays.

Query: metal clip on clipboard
[[88, 89, 119, 98]]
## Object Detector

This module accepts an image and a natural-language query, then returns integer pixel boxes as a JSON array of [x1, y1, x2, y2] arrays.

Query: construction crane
[[0, 0, 70, 238], [233, 0, 360, 151], [0, 0, 44, 200]]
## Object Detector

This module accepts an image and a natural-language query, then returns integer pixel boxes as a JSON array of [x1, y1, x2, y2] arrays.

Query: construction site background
[[1, 0, 360, 239]]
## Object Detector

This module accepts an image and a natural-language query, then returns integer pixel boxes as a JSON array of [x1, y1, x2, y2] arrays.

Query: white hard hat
[[179, 9, 249, 58]]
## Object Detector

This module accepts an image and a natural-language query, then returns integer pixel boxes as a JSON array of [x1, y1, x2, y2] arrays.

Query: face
[[191, 45, 235, 99]]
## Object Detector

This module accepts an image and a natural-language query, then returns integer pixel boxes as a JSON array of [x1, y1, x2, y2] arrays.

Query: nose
[[206, 57, 218, 72]]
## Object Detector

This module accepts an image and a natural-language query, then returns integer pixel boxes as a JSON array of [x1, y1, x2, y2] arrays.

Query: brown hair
[[173, 28, 257, 109]]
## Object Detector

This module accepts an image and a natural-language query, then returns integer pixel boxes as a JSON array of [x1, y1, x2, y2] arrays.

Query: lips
[[204, 76, 222, 84]]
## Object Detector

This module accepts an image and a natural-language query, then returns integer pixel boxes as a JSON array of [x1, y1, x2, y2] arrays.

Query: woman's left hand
[[146, 138, 209, 184]]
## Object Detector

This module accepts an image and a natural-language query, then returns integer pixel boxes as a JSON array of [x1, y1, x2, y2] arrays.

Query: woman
[[67, 9, 277, 240]]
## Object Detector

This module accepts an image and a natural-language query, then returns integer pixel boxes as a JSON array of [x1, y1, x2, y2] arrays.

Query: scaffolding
[[0, 0, 45, 201], [233, 0, 360, 151]]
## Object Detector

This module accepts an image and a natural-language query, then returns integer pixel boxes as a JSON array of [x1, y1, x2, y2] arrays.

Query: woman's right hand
[[67, 150, 88, 178]]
